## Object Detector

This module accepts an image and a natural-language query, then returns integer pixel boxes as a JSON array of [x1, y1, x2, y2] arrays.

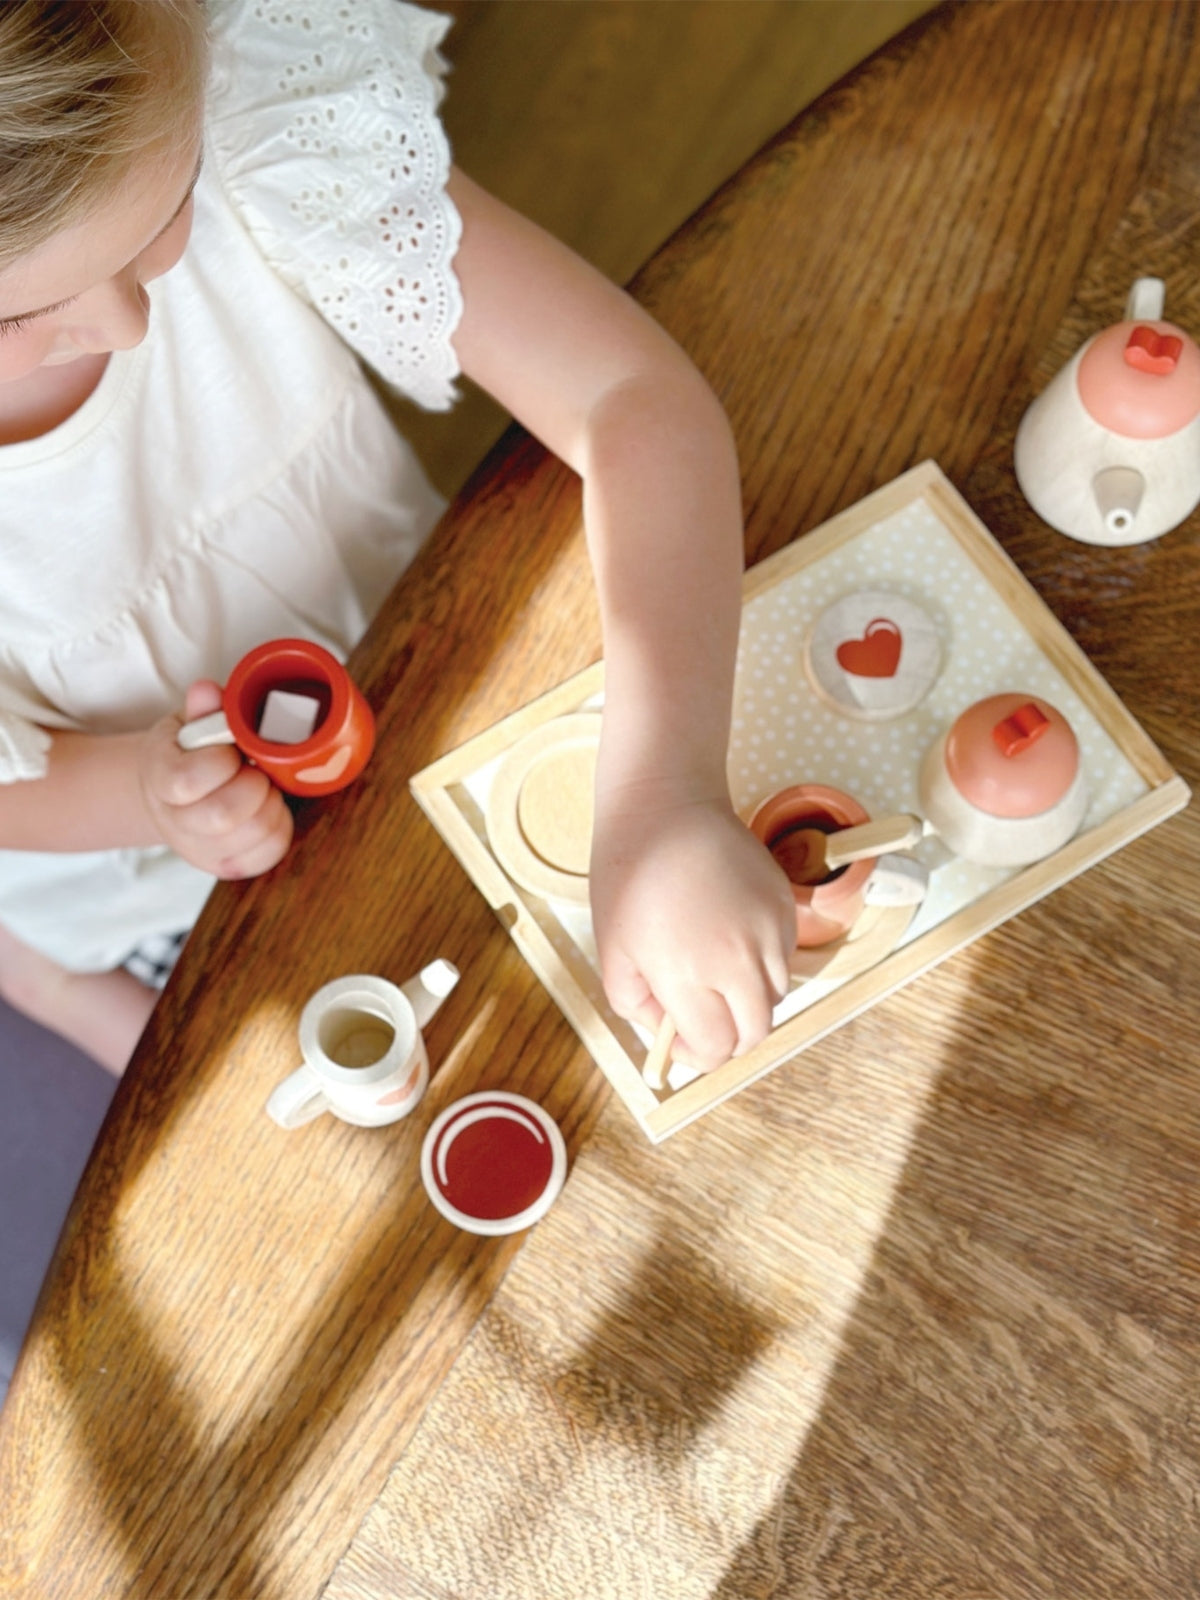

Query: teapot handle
[[1125, 277, 1165, 322]]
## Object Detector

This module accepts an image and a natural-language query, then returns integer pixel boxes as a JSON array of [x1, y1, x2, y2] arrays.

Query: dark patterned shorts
[[123, 931, 188, 991]]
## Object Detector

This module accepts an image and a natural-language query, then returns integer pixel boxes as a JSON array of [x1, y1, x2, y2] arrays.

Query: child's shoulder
[[206, 0, 453, 88], [206, 0, 454, 197]]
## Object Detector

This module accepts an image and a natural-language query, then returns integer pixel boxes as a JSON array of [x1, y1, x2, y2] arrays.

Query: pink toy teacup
[[748, 784, 876, 948]]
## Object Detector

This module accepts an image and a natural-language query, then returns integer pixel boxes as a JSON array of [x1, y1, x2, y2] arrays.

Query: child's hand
[[140, 681, 293, 879], [589, 787, 796, 1073]]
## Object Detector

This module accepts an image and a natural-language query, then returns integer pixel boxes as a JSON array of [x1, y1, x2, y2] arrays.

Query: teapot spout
[[401, 958, 460, 1028], [1093, 465, 1145, 539]]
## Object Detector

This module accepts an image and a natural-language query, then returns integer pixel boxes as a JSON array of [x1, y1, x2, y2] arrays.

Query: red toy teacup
[[748, 783, 877, 948], [177, 637, 375, 797]]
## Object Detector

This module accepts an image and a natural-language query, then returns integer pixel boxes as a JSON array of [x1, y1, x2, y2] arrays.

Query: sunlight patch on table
[[327, 953, 978, 1599]]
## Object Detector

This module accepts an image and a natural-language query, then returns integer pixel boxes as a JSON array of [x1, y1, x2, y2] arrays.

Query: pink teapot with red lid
[[1014, 278, 1200, 545]]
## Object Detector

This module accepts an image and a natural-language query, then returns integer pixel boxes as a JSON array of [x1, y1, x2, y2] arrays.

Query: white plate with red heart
[[804, 589, 942, 721]]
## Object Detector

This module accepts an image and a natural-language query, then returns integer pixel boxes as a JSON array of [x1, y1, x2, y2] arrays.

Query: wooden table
[[3, 3, 1197, 1595]]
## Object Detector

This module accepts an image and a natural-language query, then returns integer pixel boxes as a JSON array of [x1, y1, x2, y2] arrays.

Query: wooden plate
[[484, 713, 601, 904], [804, 588, 942, 720]]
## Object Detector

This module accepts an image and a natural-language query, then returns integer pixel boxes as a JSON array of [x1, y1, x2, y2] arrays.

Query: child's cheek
[[141, 203, 195, 287], [0, 330, 55, 384]]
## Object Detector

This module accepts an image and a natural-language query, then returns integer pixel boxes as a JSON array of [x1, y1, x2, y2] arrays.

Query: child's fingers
[[153, 738, 245, 807], [168, 763, 276, 838], [766, 944, 794, 1007], [195, 774, 294, 878], [183, 678, 224, 722], [142, 680, 234, 808], [721, 966, 783, 1059], [604, 942, 786, 1071], [139, 699, 240, 807], [662, 985, 740, 1073], [600, 947, 656, 1028], [215, 806, 294, 879], [645, 953, 786, 1073]]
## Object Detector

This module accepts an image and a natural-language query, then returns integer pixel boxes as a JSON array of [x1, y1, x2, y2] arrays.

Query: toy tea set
[[176, 636, 377, 795], [179, 635, 568, 1235], [264, 957, 567, 1236], [222, 278, 1191, 1158], [412, 447, 1188, 1143]]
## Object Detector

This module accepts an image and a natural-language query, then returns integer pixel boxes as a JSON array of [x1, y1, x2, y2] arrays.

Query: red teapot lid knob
[[992, 700, 1049, 756], [1078, 318, 1200, 438], [945, 693, 1079, 818], [1124, 324, 1183, 375]]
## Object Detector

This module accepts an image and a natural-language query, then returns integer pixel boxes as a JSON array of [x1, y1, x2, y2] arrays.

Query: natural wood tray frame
[[411, 463, 1189, 1142]]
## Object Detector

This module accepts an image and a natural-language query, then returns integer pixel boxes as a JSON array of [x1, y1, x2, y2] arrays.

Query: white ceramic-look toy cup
[[266, 961, 459, 1129]]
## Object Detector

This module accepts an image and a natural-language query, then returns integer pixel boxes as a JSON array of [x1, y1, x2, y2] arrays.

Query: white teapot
[[1014, 278, 1200, 545]]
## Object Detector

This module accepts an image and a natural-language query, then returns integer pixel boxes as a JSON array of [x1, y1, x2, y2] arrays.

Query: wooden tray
[[411, 463, 1189, 1141]]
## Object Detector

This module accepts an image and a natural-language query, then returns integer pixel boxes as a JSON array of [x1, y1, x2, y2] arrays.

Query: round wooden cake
[[484, 713, 601, 904]]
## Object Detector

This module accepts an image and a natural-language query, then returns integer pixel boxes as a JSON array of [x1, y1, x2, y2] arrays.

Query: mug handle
[[266, 1064, 330, 1129], [178, 710, 236, 751]]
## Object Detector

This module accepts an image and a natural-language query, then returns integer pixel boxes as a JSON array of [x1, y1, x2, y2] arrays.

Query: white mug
[[266, 961, 459, 1129]]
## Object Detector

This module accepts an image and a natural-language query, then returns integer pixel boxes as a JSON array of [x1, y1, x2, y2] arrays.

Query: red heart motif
[[295, 744, 353, 787], [836, 618, 902, 678], [1124, 324, 1183, 375]]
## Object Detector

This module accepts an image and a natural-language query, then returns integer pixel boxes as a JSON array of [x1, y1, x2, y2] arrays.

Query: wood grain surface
[[3, 3, 1198, 1597]]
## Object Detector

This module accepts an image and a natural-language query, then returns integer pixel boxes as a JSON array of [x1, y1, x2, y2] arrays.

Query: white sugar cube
[[257, 689, 321, 745]]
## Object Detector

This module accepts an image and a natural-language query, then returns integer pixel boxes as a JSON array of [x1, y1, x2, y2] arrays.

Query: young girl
[[0, 0, 795, 1076]]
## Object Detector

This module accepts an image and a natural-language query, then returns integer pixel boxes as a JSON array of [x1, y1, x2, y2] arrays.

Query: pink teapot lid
[[1077, 318, 1200, 438], [944, 693, 1079, 819]]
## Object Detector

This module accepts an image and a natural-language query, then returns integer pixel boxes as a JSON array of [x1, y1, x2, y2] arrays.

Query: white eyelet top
[[207, 0, 462, 410], [0, 0, 465, 970]]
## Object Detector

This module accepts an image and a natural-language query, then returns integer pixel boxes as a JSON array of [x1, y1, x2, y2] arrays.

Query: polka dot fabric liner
[[460, 491, 1148, 1035], [729, 495, 1147, 955]]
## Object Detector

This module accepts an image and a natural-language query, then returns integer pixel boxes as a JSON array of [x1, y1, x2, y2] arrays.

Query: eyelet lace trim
[[207, 0, 463, 411]]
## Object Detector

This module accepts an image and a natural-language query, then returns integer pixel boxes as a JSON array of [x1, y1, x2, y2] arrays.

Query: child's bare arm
[[447, 170, 795, 1070], [0, 682, 291, 879], [0, 726, 153, 852]]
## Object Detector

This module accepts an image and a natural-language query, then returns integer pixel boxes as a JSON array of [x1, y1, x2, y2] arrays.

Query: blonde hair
[[0, 1, 208, 269]]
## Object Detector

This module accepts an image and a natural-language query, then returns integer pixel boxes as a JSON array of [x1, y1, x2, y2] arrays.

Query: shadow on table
[[705, 840, 1199, 1599], [317, 807, 1196, 1600], [24, 965, 594, 1598], [0, 434, 615, 1599]]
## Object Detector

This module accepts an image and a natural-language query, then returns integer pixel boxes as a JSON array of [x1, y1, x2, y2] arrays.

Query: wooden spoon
[[642, 1013, 676, 1091], [770, 812, 924, 886], [642, 815, 923, 1087]]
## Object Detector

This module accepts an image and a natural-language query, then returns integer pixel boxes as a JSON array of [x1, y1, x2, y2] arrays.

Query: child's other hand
[[140, 680, 294, 878], [589, 789, 796, 1072]]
